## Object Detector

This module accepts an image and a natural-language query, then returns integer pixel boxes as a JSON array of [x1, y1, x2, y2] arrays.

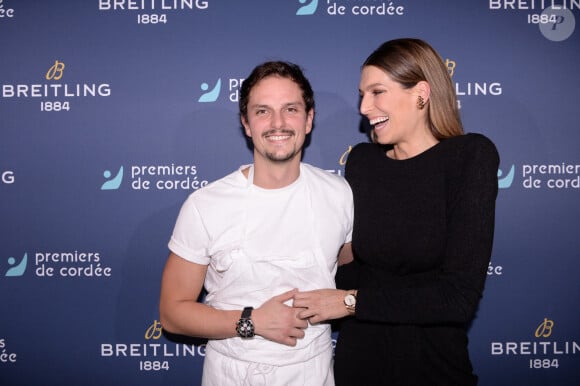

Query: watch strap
[[241, 306, 253, 319]]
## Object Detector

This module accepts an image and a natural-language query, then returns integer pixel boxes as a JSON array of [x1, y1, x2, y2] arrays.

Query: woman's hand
[[293, 289, 351, 324]]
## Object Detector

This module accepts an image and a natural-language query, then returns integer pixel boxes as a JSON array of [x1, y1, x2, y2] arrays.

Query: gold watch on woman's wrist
[[344, 290, 357, 314]]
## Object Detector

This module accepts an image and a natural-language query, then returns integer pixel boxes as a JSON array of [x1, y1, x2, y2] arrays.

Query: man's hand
[[253, 289, 308, 347]]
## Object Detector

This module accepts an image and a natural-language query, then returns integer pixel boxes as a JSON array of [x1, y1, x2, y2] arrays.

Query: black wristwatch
[[236, 307, 255, 338]]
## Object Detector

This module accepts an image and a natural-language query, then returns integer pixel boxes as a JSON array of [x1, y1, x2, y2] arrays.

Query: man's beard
[[265, 148, 299, 163]]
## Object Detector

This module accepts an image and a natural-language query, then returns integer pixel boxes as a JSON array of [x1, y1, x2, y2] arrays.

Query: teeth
[[370, 117, 389, 126], [269, 135, 290, 140]]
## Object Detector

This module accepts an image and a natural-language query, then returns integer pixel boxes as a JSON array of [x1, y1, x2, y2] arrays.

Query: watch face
[[345, 294, 356, 307], [236, 318, 255, 338]]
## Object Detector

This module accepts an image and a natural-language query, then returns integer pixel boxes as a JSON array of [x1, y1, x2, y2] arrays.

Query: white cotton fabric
[[201, 344, 335, 386], [169, 163, 353, 373]]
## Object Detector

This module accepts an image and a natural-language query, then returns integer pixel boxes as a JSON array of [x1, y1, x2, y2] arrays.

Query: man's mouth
[[268, 134, 292, 140], [265, 130, 294, 141]]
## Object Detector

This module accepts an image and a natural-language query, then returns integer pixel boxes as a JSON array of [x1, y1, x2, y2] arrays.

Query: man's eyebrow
[[283, 101, 305, 108], [249, 101, 305, 109], [249, 104, 269, 109]]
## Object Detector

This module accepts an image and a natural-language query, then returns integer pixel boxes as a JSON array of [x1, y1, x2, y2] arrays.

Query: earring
[[417, 96, 425, 110]]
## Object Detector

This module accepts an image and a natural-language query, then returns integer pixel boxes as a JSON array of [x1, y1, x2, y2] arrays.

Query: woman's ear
[[416, 80, 431, 103]]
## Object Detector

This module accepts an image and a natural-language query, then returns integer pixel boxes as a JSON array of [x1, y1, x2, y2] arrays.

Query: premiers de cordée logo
[[4, 251, 113, 279], [101, 164, 210, 191]]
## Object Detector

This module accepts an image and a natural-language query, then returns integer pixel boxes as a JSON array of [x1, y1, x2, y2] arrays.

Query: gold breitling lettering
[[145, 320, 163, 340], [46, 60, 65, 81], [339, 145, 352, 166], [445, 59, 456, 77], [534, 318, 554, 338]]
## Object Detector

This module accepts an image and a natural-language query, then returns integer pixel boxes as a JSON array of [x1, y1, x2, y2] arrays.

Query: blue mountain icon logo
[[296, 0, 318, 15], [498, 165, 515, 189], [198, 78, 222, 102], [6, 253, 27, 277], [101, 166, 124, 190]]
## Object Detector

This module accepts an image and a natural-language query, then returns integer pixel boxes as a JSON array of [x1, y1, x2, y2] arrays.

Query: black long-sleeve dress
[[335, 133, 499, 386]]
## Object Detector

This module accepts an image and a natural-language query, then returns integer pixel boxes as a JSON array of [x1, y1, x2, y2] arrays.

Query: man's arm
[[159, 252, 308, 346]]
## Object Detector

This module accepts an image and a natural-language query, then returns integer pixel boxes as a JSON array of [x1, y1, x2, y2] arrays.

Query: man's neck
[[245, 157, 301, 189]]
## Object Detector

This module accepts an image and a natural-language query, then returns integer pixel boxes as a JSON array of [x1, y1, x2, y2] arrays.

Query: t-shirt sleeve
[[168, 194, 211, 265]]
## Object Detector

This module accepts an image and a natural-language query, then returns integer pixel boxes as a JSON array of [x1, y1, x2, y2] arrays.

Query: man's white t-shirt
[[169, 163, 353, 365]]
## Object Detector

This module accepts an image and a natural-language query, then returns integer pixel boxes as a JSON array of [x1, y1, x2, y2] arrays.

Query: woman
[[294, 38, 499, 385]]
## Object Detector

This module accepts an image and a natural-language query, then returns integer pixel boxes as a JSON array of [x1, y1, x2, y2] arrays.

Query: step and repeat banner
[[1, 1, 579, 385]]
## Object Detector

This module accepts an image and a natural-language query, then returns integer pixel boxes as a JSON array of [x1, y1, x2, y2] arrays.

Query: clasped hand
[[254, 288, 348, 347]]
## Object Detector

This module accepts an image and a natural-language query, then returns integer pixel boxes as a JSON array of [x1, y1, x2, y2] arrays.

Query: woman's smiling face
[[359, 65, 423, 146]]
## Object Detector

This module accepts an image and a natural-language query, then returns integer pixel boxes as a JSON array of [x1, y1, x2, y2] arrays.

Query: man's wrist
[[236, 307, 255, 338]]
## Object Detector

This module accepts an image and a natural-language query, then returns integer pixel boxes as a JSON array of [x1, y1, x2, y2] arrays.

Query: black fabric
[[335, 133, 499, 386]]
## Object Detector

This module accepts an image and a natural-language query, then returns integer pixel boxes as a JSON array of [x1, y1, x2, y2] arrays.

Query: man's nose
[[271, 110, 285, 128]]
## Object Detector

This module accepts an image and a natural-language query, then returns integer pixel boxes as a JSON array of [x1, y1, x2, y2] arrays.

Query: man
[[159, 61, 353, 385]]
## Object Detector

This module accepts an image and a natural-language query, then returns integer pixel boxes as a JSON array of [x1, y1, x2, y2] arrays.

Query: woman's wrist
[[343, 289, 358, 315]]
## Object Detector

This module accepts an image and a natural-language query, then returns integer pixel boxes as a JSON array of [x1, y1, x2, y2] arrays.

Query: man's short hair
[[239, 61, 315, 121]]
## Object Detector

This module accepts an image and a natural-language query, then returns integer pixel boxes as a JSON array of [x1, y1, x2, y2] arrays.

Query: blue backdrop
[[1, 1, 579, 385]]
